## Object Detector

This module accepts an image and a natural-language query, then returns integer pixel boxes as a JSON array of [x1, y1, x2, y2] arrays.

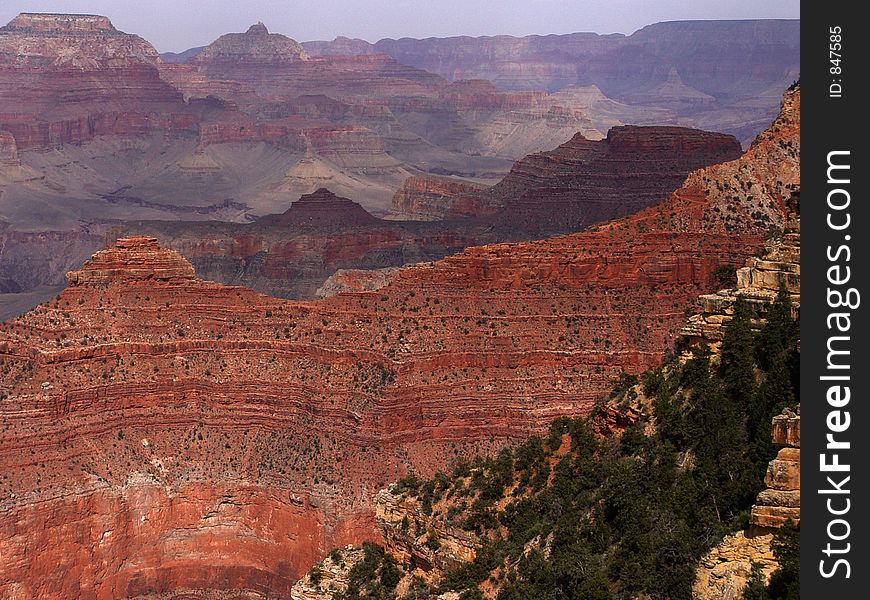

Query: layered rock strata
[[389, 175, 489, 221], [456, 126, 742, 235], [376, 487, 480, 581], [0, 14, 190, 150], [303, 20, 799, 144], [121, 188, 492, 299], [0, 87, 798, 597], [750, 407, 801, 529], [680, 191, 800, 350]]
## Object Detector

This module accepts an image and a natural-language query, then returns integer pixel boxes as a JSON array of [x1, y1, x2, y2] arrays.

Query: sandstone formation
[[192, 22, 309, 66], [681, 190, 800, 350], [390, 175, 489, 221], [478, 125, 742, 235], [750, 407, 801, 530], [693, 531, 776, 600], [290, 547, 365, 600], [316, 268, 403, 298], [0, 131, 18, 166], [0, 14, 192, 151], [376, 487, 480, 581], [0, 84, 798, 597]]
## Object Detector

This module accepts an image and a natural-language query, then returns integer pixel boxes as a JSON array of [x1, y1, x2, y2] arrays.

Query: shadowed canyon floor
[[0, 85, 798, 597]]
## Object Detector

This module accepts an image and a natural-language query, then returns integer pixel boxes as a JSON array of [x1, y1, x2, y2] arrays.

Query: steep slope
[[298, 172, 802, 600], [120, 188, 494, 299], [304, 20, 799, 145], [478, 125, 742, 235], [0, 13, 192, 148], [0, 86, 798, 598]]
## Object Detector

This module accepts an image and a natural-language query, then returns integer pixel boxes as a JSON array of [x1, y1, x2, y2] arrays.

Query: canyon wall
[[0, 86, 799, 597]]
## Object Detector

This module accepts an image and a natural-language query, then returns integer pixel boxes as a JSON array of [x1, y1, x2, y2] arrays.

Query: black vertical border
[[802, 5, 868, 598]]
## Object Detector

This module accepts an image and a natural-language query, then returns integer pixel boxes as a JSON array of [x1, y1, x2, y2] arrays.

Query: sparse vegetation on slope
[[322, 289, 799, 600]]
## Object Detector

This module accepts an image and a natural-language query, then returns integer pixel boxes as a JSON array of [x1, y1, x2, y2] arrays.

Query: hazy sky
[[1, 1, 800, 53]]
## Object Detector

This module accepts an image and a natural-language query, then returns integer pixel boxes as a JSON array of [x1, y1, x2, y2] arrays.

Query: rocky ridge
[[0, 86, 798, 597], [479, 125, 742, 235], [681, 190, 800, 350]]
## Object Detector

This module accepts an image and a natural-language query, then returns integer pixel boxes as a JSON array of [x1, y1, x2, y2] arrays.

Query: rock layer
[[750, 407, 801, 530], [478, 125, 742, 235], [0, 87, 799, 598], [390, 175, 488, 221]]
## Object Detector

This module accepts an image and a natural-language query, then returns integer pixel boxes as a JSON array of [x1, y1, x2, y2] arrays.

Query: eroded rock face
[[0, 131, 18, 165], [0, 87, 799, 597], [290, 548, 366, 600], [376, 487, 480, 581], [390, 175, 489, 220], [66, 236, 196, 287], [466, 125, 742, 235], [0, 13, 159, 67], [750, 408, 801, 530], [680, 188, 800, 349], [693, 531, 776, 600], [0, 13, 193, 152]]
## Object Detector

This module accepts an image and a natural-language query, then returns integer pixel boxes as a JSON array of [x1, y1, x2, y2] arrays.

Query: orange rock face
[[0, 88, 799, 597], [750, 408, 801, 530]]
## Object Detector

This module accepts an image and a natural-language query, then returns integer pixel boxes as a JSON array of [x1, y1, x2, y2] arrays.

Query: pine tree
[[742, 563, 770, 600], [767, 521, 800, 600], [754, 288, 798, 371], [721, 295, 757, 409]]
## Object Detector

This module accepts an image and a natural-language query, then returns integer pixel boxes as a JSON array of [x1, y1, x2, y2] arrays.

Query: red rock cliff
[[0, 86, 799, 598]]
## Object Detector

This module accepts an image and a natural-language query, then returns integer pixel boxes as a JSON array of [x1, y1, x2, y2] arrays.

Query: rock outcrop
[[66, 236, 196, 287], [693, 407, 801, 600], [0, 81, 798, 600], [750, 407, 801, 529], [681, 190, 800, 350], [0, 13, 160, 67], [694, 531, 777, 600], [290, 548, 365, 600], [463, 126, 742, 235], [376, 487, 480, 581], [390, 175, 489, 220], [191, 22, 308, 68]]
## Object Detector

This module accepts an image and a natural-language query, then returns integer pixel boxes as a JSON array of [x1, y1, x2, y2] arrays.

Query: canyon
[[112, 125, 741, 301], [0, 82, 799, 597], [302, 19, 799, 145], [0, 13, 799, 320]]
